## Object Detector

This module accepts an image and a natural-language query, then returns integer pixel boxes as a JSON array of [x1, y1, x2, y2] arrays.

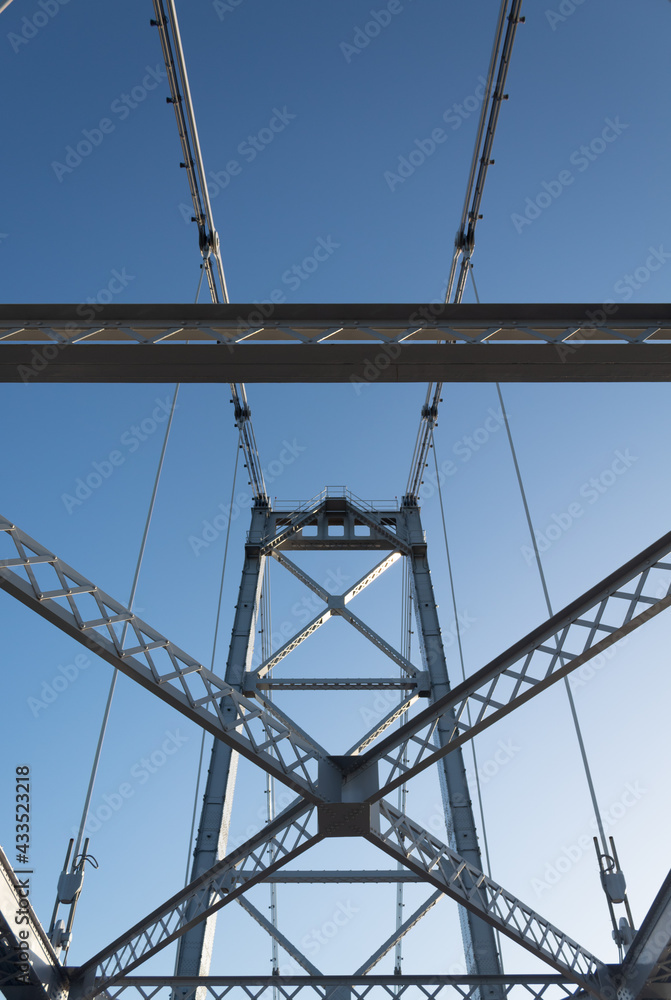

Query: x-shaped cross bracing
[[1, 509, 670, 1000]]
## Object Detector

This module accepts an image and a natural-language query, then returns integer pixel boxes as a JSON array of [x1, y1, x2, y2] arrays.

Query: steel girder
[[0, 847, 66, 1000], [0, 515, 329, 803], [93, 975, 585, 1000], [1, 304, 671, 382]]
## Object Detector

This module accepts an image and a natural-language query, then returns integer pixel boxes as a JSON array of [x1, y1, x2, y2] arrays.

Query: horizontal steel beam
[[4, 343, 671, 382], [234, 869, 425, 882], [1, 303, 670, 382]]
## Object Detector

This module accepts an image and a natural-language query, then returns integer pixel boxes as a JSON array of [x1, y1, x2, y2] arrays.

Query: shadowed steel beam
[[1, 302, 670, 382], [0, 847, 65, 1000], [617, 868, 671, 1000]]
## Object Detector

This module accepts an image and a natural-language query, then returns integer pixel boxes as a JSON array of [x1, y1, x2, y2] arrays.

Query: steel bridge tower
[[3, 475, 671, 1000]]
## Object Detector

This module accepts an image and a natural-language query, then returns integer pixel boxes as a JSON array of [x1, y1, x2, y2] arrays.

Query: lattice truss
[[1, 495, 671, 1000]]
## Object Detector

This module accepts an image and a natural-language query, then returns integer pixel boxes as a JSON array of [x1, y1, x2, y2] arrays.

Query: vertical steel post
[[173, 505, 268, 1000], [403, 502, 503, 993]]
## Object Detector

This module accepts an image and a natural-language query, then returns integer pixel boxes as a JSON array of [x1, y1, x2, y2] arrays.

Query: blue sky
[[1, 0, 671, 991]]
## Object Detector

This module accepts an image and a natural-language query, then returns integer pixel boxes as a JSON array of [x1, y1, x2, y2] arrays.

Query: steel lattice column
[[173, 505, 268, 1000], [403, 503, 503, 991]]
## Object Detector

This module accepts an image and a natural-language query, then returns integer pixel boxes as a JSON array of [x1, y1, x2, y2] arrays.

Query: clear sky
[[1, 0, 671, 992]]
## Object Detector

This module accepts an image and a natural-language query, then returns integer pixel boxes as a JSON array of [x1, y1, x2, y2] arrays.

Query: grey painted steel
[[348, 528, 671, 800], [173, 508, 266, 998], [2, 302, 670, 382], [617, 869, 671, 1000], [0, 517, 328, 802], [69, 803, 321, 1000], [353, 890, 444, 974], [100, 974, 582, 1000], [234, 869, 425, 882], [0, 847, 66, 1000], [235, 897, 322, 976], [368, 803, 612, 998], [404, 505, 502, 986]]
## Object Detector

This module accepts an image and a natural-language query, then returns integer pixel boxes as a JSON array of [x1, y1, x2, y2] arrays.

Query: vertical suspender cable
[[494, 383, 610, 855], [469, 262, 610, 856], [60, 384, 180, 960]]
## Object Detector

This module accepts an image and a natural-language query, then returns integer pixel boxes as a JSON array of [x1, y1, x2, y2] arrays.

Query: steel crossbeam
[[0, 518, 327, 802], [345, 530, 671, 800], [366, 804, 611, 997], [69, 804, 321, 1000], [97, 975, 583, 1000], [2, 305, 670, 381]]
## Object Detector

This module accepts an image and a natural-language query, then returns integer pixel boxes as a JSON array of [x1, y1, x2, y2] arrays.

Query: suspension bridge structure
[[1, 3, 671, 1000]]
